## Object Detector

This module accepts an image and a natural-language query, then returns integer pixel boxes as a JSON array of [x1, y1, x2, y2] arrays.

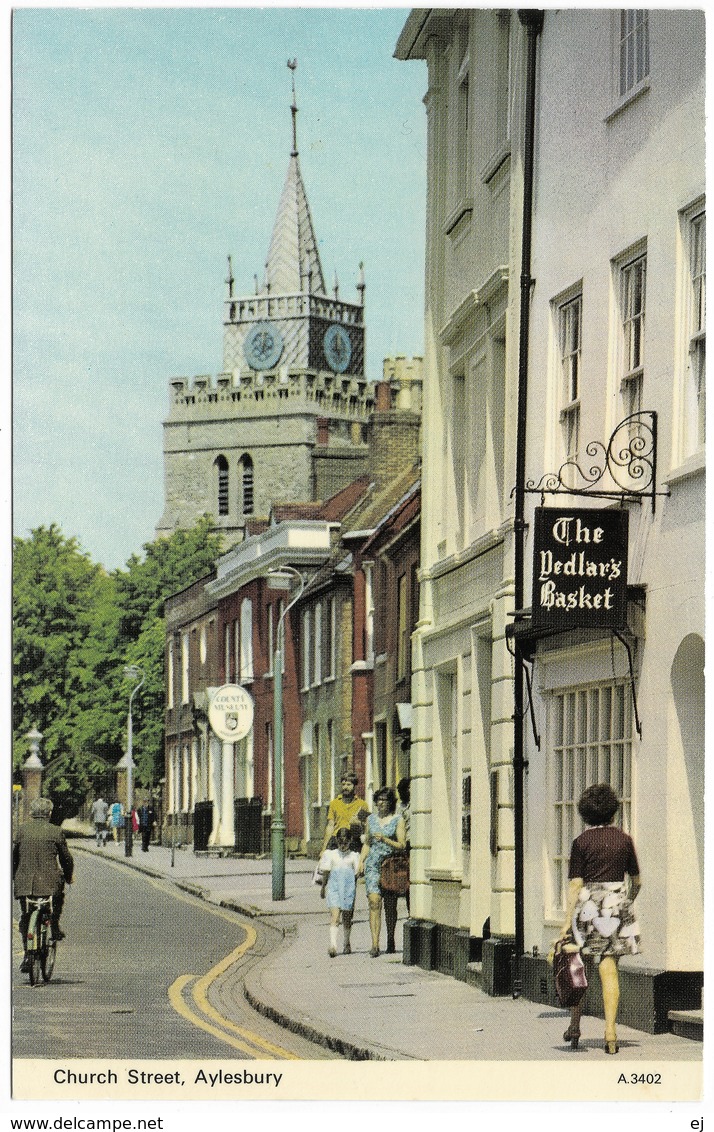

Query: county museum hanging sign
[[532, 507, 628, 631], [208, 684, 255, 742]]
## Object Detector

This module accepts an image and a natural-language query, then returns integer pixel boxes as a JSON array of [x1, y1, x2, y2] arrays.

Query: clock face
[[243, 322, 284, 370], [323, 324, 352, 373]]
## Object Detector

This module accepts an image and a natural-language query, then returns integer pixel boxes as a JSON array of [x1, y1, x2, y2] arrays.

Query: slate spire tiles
[[264, 153, 326, 296]]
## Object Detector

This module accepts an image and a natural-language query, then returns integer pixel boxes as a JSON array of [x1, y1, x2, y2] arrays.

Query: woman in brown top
[[559, 784, 641, 1055]]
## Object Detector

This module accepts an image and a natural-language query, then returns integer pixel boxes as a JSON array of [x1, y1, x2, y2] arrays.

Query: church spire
[[263, 60, 326, 296]]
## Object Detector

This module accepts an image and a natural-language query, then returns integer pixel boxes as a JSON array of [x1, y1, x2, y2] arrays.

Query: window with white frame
[[397, 574, 408, 680], [456, 29, 470, 202], [327, 719, 336, 800], [181, 631, 190, 704], [199, 625, 207, 666], [364, 565, 375, 665], [234, 619, 240, 683], [313, 603, 322, 686], [325, 596, 336, 680], [167, 640, 174, 709], [434, 668, 461, 865], [619, 10, 649, 99], [558, 292, 582, 459], [495, 12, 511, 149], [314, 723, 322, 806], [302, 608, 311, 690], [550, 681, 633, 915], [240, 598, 253, 681], [619, 252, 646, 420], [685, 208, 706, 453]]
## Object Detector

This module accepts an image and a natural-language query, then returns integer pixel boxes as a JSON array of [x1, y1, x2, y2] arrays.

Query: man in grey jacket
[[13, 797, 74, 971]]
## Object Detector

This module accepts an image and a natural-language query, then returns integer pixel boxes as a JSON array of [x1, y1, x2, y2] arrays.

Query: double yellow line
[[169, 924, 299, 1060], [95, 853, 299, 1059]]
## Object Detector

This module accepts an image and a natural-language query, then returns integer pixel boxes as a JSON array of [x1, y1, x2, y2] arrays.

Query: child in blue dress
[[319, 826, 361, 957]]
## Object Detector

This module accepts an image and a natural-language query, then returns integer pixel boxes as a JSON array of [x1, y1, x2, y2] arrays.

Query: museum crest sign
[[532, 507, 628, 631]]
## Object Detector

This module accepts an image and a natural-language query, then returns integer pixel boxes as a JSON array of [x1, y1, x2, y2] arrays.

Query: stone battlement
[[167, 367, 377, 421], [381, 355, 424, 414], [224, 291, 364, 328]]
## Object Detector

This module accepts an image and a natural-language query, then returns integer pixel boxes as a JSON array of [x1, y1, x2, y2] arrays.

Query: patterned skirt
[[571, 881, 641, 960]]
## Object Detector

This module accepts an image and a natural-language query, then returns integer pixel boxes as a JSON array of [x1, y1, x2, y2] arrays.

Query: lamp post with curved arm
[[266, 567, 305, 900], [122, 665, 144, 858]]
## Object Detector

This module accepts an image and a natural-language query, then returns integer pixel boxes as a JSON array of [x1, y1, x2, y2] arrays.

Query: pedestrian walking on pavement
[[322, 772, 369, 853], [90, 796, 109, 847], [556, 783, 642, 1055], [396, 777, 411, 914], [359, 787, 406, 957], [109, 799, 125, 843], [138, 800, 156, 852], [318, 827, 361, 957]]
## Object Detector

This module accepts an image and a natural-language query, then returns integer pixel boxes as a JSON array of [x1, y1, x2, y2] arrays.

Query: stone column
[[220, 742, 235, 847]]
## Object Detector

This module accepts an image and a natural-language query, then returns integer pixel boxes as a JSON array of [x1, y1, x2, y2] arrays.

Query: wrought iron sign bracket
[[522, 411, 670, 514]]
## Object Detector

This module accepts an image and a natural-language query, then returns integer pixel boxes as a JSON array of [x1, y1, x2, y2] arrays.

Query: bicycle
[[25, 896, 57, 985]]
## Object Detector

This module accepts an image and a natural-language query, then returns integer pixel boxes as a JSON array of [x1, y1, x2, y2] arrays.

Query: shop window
[[550, 681, 633, 915]]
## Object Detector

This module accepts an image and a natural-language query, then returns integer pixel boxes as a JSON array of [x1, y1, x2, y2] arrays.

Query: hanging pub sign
[[532, 507, 628, 631]]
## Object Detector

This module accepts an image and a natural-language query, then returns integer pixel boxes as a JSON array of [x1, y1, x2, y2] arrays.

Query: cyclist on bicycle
[[13, 796, 74, 972]]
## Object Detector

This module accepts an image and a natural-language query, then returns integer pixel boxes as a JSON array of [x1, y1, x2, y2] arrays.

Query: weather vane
[[288, 59, 298, 156]]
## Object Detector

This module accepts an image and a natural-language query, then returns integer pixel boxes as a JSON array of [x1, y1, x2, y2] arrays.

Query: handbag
[[380, 852, 410, 896], [312, 866, 324, 886], [552, 937, 588, 1007]]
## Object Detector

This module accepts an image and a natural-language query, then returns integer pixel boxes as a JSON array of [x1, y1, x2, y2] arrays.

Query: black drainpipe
[[512, 9, 544, 999]]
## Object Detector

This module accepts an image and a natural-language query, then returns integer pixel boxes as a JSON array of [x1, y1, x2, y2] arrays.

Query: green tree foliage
[[13, 517, 222, 818], [13, 525, 122, 820]]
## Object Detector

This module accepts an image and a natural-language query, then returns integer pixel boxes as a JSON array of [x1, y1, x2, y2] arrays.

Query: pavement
[[75, 836, 702, 1063]]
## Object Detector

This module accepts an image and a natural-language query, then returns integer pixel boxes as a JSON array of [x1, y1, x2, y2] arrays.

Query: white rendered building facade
[[398, 8, 704, 1026]]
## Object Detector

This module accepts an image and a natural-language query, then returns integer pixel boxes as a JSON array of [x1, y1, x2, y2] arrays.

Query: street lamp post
[[123, 665, 144, 858], [266, 567, 305, 901]]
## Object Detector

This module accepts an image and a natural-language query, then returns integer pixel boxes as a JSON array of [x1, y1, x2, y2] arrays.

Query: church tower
[[224, 63, 365, 380], [157, 63, 373, 546]]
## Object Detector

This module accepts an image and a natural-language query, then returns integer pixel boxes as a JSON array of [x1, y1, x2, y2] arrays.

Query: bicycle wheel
[[26, 911, 41, 986], [40, 937, 56, 982]]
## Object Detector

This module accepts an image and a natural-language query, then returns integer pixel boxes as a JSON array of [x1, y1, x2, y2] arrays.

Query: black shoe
[[20, 956, 30, 973], [52, 929, 65, 941]]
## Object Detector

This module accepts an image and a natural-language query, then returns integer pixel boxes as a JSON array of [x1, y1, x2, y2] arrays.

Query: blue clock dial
[[244, 322, 284, 370], [323, 324, 352, 373]]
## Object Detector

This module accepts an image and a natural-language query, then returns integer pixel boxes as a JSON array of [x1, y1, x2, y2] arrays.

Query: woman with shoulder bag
[[358, 787, 406, 957], [558, 783, 641, 1054]]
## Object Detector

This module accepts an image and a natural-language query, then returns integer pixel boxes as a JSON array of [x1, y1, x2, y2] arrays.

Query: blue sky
[[11, 7, 427, 570]]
